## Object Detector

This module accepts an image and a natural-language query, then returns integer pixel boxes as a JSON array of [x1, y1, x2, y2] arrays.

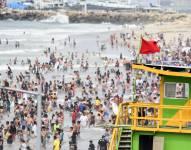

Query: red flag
[[140, 37, 160, 54]]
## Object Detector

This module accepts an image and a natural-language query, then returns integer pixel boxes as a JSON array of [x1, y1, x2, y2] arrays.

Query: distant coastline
[[0, 9, 56, 21], [66, 11, 188, 24], [0, 9, 189, 24]]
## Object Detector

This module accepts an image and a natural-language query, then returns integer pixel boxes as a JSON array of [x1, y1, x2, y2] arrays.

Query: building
[[34, 0, 65, 9], [65, 0, 161, 11]]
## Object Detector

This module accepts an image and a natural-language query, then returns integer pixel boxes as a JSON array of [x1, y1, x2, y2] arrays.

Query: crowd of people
[[141, 33, 191, 66], [0, 40, 133, 150], [0, 25, 190, 150]]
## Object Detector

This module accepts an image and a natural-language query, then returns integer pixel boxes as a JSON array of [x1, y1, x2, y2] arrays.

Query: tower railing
[[109, 102, 191, 150], [109, 104, 122, 150]]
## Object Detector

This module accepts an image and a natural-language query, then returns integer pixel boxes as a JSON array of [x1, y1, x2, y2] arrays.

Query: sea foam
[[40, 13, 69, 24]]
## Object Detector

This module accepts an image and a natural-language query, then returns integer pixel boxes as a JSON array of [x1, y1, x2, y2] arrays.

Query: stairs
[[118, 128, 132, 150]]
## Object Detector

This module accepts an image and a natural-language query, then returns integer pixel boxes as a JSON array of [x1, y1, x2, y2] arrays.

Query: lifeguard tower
[[109, 64, 191, 150]]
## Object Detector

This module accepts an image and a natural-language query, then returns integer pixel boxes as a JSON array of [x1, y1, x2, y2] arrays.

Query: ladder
[[118, 128, 132, 150]]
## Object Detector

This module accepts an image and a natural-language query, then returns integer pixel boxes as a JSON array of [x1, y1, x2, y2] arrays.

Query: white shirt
[[79, 115, 88, 127], [32, 124, 37, 137]]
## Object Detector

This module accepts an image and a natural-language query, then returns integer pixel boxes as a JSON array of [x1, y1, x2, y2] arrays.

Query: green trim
[[131, 130, 133, 150]]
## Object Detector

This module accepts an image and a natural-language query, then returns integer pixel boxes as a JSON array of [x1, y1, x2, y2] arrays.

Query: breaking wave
[[40, 13, 69, 24]]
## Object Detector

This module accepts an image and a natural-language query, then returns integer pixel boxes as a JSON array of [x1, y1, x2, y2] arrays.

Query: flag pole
[[137, 35, 142, 64], [160, 42, 164, 70], [133, 36, 142, 102]]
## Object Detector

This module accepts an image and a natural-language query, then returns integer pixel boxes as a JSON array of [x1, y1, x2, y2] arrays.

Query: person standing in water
[[6, 39, 8, 45], [88, 140, 95, 150]]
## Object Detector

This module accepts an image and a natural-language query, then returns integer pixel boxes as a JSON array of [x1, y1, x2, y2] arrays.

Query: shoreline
[[0, 9, 189, 24]]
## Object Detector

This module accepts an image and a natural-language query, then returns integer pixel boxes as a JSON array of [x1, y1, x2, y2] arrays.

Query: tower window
[[164, 82, 189, 99]]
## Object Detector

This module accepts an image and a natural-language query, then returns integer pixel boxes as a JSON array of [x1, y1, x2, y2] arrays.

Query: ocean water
[[0, 20, 120, 32], [0, 20, 123, 64], [0, 20, 121, 50]]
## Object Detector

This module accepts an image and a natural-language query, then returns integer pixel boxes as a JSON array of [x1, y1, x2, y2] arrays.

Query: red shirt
[[72, 111, 77, 121]]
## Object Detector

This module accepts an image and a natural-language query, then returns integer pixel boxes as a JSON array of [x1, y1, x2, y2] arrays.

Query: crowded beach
[[0, 21, 190, 150]]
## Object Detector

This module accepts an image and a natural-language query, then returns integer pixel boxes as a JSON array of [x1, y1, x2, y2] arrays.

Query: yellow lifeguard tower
[[109, 64, 191, 150]]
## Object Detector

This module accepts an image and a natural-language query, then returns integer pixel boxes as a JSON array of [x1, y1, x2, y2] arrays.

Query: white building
[[34, 0, 65, 9], [67, 0, 160, 9], [131, 0, 160, 7]]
